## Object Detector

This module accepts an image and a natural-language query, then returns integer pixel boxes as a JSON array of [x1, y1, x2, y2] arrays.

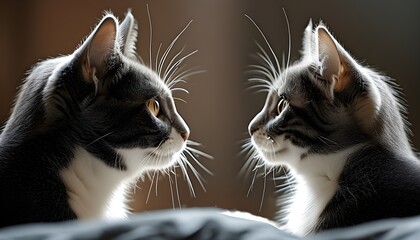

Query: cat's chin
[[117, 147, 184, 174], [258, 145, 305, 167], [251, 133, 306, 167], [117, 129, 186, 173], [147, 151, 182, 170]]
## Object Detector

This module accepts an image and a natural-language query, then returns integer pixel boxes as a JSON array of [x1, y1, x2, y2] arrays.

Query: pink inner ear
[[84, 18, 117, 81], [317, 28, 341, 85]]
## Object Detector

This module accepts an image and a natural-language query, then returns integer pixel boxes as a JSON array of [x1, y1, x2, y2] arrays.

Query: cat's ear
[[301, 19, 314, 57], [77, 15, 119, 89], [119, 10, 138, 60], [312, 25, 352, 100]]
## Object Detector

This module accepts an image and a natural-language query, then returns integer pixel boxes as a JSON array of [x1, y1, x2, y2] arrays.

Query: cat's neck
[[281, 144, 364, 236], [59, 146, 136, 219]]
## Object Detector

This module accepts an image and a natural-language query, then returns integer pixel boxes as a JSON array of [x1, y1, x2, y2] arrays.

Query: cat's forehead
[[273, 61, 310, 95], [132, 60, 168, 88], [110, 60, 171, 101]]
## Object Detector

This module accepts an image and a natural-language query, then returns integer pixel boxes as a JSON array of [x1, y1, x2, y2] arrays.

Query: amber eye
[[277, 97, 289, 115], [147, 98, 160, 117]]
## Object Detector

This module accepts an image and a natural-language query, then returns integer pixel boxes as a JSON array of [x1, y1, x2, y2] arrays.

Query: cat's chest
[[280, 146, 361, 236], [283, 177, 338, 236], [60, 147, 132, 219]]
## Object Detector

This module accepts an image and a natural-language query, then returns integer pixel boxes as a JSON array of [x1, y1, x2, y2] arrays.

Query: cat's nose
[[181, 131, 189, 142], [248, 124, 259, 136], [249, 111, 265, 136], [174, 114, 189, 142]]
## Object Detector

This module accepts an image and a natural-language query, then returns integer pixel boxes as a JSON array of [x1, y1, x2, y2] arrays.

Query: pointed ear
[[314, 25, 351, 97], [301, 19, 313, 57], [119, 10, 138, 60], [78, 15, 118, 85]]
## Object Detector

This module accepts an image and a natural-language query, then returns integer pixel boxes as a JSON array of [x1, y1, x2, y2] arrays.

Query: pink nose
[[181, 132, 189, 142]]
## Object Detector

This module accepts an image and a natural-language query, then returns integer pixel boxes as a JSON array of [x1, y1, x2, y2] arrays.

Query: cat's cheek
[[251, 131, 307, 167], [117, 129, 186, 172]]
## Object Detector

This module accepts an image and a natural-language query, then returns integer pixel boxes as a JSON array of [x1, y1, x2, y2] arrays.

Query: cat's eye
[[147, 98, 160, 117], [277, 98, 289, 115]]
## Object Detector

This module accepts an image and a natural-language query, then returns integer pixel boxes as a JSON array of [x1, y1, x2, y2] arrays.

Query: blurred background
[[1, 1, 419, 220]]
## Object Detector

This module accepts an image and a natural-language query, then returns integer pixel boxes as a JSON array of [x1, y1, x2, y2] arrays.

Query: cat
[[247, 20, 420, 236], [0, 11, 194, 227]]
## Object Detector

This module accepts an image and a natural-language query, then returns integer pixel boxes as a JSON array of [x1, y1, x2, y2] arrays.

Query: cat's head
[[248, 21, 412, 168], [18, 12, 191, 172]]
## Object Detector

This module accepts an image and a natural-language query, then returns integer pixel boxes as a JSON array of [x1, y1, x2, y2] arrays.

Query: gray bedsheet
[[0, 208, 419, 240]]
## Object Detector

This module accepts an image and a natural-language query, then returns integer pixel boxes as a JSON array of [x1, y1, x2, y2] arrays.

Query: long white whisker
[[177, 158, 196, 197], [158, 20, 193, 78], [184, 148, 213, 176], [259, 165, 267, 212], [164, 50, 198, 83], [249, 64, 277, 83], [168, 172, 175, 209], [85, 132, 113, 147], [180, 154, 207, 192], [247, 167, 259, 198], [155, 43, 162, 73], [282, 8, 292, 82], [163, 47, 185, 82], [167, 79, 186, 90], [167, 68, 204, 93], [146, 171, 157, 204], [170, 69, 205, 85], [245, 14, 281, 82], [147, 4, 153, 69], [248, 77, 273, 87], [185, 145, 213, 160], [173, 97, 187, 103], [173, 166, 182, 208], [170, 88, 189, 94], [255, 43, 279, 79], [155, 171, 159, 196]]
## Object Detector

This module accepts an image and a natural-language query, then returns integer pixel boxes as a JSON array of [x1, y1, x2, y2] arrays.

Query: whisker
[[180, 154, 207, 192], [158, 20, 193, 78], [164, 50, 198, 83], [147, 4, 153, 69], [185, 145, 213, 160], [155, 43, 162, 73], [163, 46, 186, 82], [282, 8, 292, 82], [247, 167, 259, 198], [169, 69, 205, 87], [155, 171, 159, 196], [170, 88, 189, 94], [85, 132, 113, 147], [173, 166, 182, 208], [177, 158, 196, 197], [245, 14, 281, 82], [168, 172, 175, 209], [184, 148, 213, 176], [146, 171, 157, 204], [248, 65, 277, 83], [255, 43, 279, 79], [167, 79, 186, 90], [259, 165, 267, 212], [173, 97, 187, 103]]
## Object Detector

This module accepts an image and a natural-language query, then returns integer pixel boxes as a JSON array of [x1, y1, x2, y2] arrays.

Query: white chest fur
[[60, 147, 138, 219], [59, 129, 184, 220], [281, 145, 362, 236]]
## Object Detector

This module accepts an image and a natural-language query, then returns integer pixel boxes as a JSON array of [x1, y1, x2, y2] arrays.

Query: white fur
[[251, 129, 363, 236], [60, 147, 132, 219], [222, 210, 279, 228], [60, 129, 185, 219], [283, 146, 362, 236]]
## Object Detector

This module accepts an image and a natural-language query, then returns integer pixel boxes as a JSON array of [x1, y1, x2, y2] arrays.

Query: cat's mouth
[[150, 150, 180, 158], [260, 148, 288, 156]]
